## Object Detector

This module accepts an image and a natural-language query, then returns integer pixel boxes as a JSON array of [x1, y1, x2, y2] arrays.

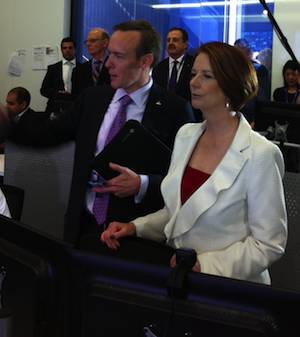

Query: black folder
[[93, 119, 172, 180]]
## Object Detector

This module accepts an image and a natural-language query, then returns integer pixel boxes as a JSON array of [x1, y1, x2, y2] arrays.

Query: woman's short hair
[[197, 41, 258, 111]]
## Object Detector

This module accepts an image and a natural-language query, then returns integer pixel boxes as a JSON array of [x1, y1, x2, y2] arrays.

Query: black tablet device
[[93, 119, 172, 180]]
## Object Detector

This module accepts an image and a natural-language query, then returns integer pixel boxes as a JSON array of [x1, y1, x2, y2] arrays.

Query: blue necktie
[[168, 60, 178, 91]]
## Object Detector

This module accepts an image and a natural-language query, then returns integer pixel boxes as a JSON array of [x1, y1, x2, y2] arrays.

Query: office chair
[[269, 171, 300, 292], [0, 184, 24, 221]]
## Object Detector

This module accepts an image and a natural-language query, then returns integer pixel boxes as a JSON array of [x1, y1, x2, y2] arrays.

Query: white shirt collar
[[169, 54, 185, 66], [14, 105, 30, 122], [112, 77, 153, 109], [63, 57, 76, 65]]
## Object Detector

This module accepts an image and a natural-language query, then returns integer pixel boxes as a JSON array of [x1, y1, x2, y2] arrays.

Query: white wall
[[0, 0, 71, 111], [272, 0, 300, 95]]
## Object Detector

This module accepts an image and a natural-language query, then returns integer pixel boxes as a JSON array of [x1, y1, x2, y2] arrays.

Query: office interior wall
[[272, 0, 300, 96], [0, 0, 71, 111]]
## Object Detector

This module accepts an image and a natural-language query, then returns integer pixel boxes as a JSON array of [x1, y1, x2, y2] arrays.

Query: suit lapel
[[58, 61, 65, 89], [164, 115, 252, 239], [177, 55, 193, 86], [142, 83, 165, 130], [85, 86, 115, 154]]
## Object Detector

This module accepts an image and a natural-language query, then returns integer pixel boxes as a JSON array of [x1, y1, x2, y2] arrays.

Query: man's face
[[85, 29, 108, 58], [61, 42, 76, 61], [166, 30, 187, 59], [6, 93, 27, 116], [106, 30, 151, 93]]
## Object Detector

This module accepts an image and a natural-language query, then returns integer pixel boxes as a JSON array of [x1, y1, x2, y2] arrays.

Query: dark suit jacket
[[40, 61, 76, 113], [12, 83, 196, 244], [71, 59, 110, 97], [152, 54, 194, 101]]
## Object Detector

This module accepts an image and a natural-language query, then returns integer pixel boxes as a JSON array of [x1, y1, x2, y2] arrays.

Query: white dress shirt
[[62, 58, 76, 93]]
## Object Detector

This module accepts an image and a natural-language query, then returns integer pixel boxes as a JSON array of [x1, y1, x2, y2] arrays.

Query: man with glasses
[[72, 28, 111, 97]]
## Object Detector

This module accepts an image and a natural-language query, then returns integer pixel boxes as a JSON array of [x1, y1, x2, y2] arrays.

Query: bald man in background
[[72, 28, 111, 97]]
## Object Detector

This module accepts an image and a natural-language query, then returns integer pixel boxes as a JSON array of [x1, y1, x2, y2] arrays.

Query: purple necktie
[[92, 95, 132, 225]]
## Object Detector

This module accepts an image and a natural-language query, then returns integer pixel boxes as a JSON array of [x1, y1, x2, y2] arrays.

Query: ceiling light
[[151, 0, 274, 9]]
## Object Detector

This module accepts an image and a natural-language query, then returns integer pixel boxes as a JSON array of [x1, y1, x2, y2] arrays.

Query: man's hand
[[58, 90, 71, 95], [93, 162, 141, 198], [100, 221, 136, 250]]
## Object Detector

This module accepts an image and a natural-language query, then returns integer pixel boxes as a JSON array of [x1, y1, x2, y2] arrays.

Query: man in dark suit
[[152, 27, 194, 102], [71, 28, 111, 97], [40, 37, 77, 115], [7, 20, 195, 247]]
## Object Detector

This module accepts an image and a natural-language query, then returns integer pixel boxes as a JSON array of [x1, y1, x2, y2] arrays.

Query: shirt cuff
[[135, 174, 149, 204]]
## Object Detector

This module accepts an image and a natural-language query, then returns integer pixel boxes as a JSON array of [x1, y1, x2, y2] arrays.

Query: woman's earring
[[225, 101, 230, 109]]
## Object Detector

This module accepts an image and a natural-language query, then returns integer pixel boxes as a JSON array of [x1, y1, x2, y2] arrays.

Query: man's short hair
[[167, 27, 188, 42], [8, 87, 31, 107], [113, 20, 161, 67], [234, 38, 252, 56], [100, 30, 110, 41], [61, 37, 76, 49]]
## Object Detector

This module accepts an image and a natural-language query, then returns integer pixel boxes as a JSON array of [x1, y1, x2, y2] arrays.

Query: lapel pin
[[155, 100, 162, 106]]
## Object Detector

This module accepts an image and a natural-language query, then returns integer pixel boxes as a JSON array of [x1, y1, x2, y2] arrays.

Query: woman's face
[[284, 68, 298, 88], [190, 53, 227, 113]]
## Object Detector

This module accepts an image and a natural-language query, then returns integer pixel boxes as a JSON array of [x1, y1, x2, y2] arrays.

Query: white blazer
[[134, 114, 287, 284]]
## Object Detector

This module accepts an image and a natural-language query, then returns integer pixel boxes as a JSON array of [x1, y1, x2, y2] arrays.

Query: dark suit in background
[[40, 61, 76, 114], [152, 54, 194, 101], [71, 60, 110, 97], [11, 83, 195, 245]]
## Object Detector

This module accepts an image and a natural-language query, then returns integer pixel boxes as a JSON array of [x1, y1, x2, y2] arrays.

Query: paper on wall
[[8, 49, 26, 76], [32, 45, 59, 70]]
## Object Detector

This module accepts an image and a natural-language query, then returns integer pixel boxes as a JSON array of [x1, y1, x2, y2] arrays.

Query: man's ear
[[103, 38, 109, 49], [140, 53, 154, 69], [20, 101, 27, 111]]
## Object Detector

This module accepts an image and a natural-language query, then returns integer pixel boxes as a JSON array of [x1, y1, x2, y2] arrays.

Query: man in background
[[71, 28, 111, 97], [152, 27, 194, 102], [40, 37, 77, 115], [6, 87, 34, 119], [234, 38, 270, 127]]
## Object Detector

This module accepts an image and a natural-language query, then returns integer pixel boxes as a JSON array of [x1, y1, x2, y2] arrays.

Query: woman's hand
[[100, 221, 136, 250], [169, 253, 201, 272]]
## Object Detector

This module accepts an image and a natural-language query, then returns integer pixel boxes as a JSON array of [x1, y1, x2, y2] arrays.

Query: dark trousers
[[78, 211, 174, 266]]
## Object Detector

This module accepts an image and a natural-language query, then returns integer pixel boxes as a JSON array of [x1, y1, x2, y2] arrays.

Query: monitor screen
[[254, 100, 300, 144]]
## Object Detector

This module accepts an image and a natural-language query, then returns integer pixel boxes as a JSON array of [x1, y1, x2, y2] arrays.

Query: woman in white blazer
[[101, 42, 287, 284]]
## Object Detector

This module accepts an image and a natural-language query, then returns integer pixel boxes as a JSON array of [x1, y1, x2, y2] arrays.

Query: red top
[[181, 166, 210, 205]]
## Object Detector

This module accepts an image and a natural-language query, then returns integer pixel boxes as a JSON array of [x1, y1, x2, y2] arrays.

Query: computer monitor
[[255, 100, 300, 144], [66, 250, 300, 337], [254, 100, 300, 172], [0, 215, 72, 337]]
